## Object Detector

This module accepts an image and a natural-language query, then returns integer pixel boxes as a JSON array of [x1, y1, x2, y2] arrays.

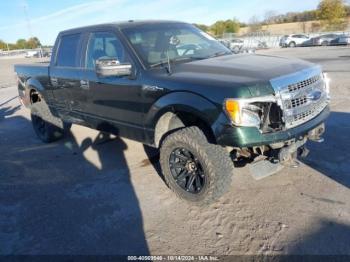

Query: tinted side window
[[56, 34, 81, 67], [86, 32, 127, 69]]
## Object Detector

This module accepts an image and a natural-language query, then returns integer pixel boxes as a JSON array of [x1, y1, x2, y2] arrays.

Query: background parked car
[[245, 39, 268, 50], [280, 34, 309, 47], [25, 51, 39, 58], [302, 34, 340, 47], [330, 34, 350, 46], [229, 38, 244, 53], [218, 39, 231, 48], [42, 51, 52, 57]]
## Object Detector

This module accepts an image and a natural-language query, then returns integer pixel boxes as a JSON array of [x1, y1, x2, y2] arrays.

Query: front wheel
[[159, 127, 234, 205], [289, 41, 296, 48]]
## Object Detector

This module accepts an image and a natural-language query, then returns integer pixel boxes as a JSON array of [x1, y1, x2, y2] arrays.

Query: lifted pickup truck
[[15, 21, 330, 205]]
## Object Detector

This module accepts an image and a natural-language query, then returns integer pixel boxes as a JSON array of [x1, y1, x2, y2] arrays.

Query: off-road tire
[[30, 100, 71, 143], [159, 126, 234, 205]]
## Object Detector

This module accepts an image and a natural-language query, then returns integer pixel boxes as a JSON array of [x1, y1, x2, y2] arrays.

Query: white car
[[280, 34, 309, 48], [25, 51, 39, 58]]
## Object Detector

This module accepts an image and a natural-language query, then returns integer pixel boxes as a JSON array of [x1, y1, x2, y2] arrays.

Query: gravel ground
[[0, 46, 349, 256]]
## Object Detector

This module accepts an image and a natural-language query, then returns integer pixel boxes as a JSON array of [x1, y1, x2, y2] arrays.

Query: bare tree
[[249, 15, 262, 32], [264, 10, 278, 24]]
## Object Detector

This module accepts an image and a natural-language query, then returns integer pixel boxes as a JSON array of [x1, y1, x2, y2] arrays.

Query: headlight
[[224, 96, 277, 128], [224, 100, 261, 128]]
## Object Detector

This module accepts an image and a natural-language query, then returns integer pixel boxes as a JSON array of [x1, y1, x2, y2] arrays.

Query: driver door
[[79, 31, 145, 140]]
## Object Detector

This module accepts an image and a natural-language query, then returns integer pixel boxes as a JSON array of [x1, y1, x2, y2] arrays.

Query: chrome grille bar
[[270, 66, 328, 129]]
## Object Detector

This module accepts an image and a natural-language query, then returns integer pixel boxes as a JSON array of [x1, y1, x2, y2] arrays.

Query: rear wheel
[[30, 98, 71, 143], [159, 127, 234, 205]]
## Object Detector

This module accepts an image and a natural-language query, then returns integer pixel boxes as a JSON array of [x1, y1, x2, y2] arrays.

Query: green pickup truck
[[15, 21, 330, 205]]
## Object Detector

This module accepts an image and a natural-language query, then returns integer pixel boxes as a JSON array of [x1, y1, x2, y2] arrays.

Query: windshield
[[121, 23, 231, 67]]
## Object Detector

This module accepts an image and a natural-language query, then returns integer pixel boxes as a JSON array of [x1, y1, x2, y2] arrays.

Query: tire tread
[[160, 126, 234, 206]]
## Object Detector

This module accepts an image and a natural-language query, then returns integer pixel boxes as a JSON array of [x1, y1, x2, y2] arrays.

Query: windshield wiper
[[150, 56, 205, 69], [208, 51, 232, 59], [150, 52, 231, 69]]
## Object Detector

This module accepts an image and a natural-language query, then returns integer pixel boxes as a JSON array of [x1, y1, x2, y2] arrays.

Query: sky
[[0, 0, 321, 45]]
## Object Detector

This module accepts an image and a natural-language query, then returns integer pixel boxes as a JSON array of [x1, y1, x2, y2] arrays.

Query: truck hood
[[162, 54, 316, 98]]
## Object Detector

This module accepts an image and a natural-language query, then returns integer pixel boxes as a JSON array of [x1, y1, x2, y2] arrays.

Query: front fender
[[144, 91, 223, 144]]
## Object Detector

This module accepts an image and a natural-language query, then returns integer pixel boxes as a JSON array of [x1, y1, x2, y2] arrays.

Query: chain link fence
[[221, 31, 350, 50], [0, 48, 51, 59]]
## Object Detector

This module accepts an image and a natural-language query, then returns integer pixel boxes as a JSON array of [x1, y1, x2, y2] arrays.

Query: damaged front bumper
[[221, 106, 329, 180], [217, 105, 330, 148], [248, 122, 326, 180]]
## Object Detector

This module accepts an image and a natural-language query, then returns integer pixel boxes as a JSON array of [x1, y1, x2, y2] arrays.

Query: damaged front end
[[224, 66, 330, 179]]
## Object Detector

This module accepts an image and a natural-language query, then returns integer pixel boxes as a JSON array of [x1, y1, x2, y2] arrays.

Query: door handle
[[80, 80, 89, 90], [142, 85, 164, 92]]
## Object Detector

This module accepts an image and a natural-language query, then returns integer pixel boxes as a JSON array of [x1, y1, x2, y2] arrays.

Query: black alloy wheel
[[169, 147, 206, 194], [159, 126, 234, 205]]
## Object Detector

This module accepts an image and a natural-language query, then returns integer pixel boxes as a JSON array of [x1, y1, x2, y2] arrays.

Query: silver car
[[330, 34, 350, 45], [228, 39, 244, 53], [280, 34, 309, 48], [303, 34, 340, 46]]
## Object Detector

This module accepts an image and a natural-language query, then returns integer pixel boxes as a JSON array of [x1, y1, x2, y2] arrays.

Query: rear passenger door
[[50, 33, 86, 122]]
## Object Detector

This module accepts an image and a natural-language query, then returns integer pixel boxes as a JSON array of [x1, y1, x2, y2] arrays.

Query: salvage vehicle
[[15, 21, 330, 205]]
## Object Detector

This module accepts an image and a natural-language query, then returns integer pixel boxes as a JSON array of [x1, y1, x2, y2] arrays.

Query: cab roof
[[60, 20, 186, 35]]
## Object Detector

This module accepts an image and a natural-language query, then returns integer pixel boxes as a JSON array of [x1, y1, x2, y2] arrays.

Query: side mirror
[[95, 58, 132, 77]]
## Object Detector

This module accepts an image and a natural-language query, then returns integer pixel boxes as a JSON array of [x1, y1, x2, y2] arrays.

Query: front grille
[[288, 75, 321, 93], [288, 96, 308, 109], [270, 67, 328, 129], [292, 100, 328, 123]]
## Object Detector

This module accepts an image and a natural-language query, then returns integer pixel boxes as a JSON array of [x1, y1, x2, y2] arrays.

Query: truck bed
[[14, 62, 51, 108], [15, 62, 49, 78]]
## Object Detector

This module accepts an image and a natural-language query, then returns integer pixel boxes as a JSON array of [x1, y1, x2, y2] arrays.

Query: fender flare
[[19, 78, 45, 107], [144, 92, 221, 145], [26, 78, 45, 94]]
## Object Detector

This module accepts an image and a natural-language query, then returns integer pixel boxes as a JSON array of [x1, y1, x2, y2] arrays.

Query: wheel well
[[29, 89, 41, 104], [154, 111, 216, 148]]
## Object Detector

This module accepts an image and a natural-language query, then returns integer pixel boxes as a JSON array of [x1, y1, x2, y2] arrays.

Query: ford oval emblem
[[307, 90, 322, 102]]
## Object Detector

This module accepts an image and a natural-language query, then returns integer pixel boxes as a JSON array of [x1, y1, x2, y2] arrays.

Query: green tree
[[318, 0, 347, 30], [210, 19, 240, 36], [27, 37, 41, 49], [0, 40, 7, 50], [346, 5, 350, 16], [16, 39, 27, 49]]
